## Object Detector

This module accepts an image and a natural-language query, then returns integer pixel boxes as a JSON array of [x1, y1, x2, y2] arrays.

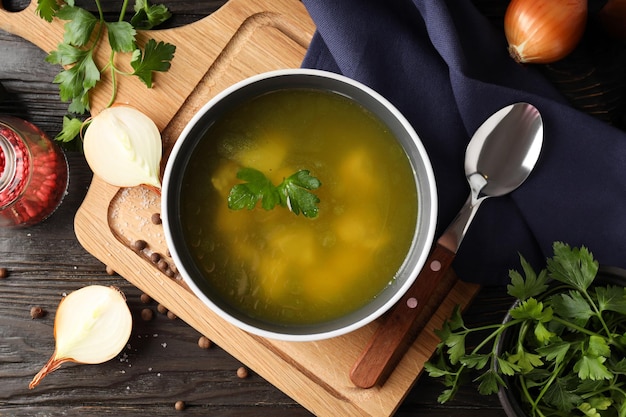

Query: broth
[[180, 89, 418, 326]]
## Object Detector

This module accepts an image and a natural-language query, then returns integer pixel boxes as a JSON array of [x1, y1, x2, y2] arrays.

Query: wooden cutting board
[[0, 1, 480, 415]]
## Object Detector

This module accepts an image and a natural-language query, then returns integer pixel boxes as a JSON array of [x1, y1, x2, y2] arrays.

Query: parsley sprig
[[227, 167, 322, 218], [425, 242, 626, 417], [36, 0, 176, 143]]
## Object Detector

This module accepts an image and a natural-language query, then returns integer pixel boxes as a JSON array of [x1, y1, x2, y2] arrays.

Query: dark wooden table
[[0, 1, 511, 415]]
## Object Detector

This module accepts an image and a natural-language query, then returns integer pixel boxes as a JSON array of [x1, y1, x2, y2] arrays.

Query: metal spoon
[[350, 102, 544, 389]]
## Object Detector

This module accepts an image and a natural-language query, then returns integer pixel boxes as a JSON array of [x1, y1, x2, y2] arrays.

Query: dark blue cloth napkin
[[301, 0, 626, 285]]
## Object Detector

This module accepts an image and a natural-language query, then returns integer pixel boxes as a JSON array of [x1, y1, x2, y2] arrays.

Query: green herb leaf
[[574, 355, 613, 381], [55, 116, 84, 143], [106, 21, 137, 53], [574, 378, 605, 395], [434, 306, 464, 343], [433, 321, 452, 347], [551, 290, 594, 323], [423, 361, 451, 378], [52, 49, 100, 114], [36, 0, 60, 22], [578, 402, 602, 417], [507, 254, 549, 300], [522, 368, 553, 388], [537, 340, 571, 365], [595, 285, 626, 315], [130, 39, 176, 88], [443, 333, 466, 365], [68, 91, 91, 115], [228, 168, 279, 211], [228, 168, 321, 218], [460, 354, 490, 370], [56, 6, 99, 47], [547, 242, 598, 292], [496, 357, 521, 376], [617, 398, 626, 417], [425, 242, 626, 416], [507, 348, 544, 373], [277, 170, 322, 218], [542, 376, 581, 412], [286, 186, 320, 217], [510, 298, 553, 322], [475, 370, 504, 396], [447, 305, 465, 331], [609, 358, 626, 375], [534, 321, 555, 343], [588, 335, 611, 358], [587, 396, 613, 411], [46, 43, 86, 66], [37, 0, 174, 145], [437, 388, 457, 404], [131, 0, 172, 29]]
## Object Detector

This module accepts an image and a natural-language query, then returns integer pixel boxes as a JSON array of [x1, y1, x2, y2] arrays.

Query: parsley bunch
[[36, 0, 176, 143], [228, 167, 322, 218], [425, 242, 626, 417]]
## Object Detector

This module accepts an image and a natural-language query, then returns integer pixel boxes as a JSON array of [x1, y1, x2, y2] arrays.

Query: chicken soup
[[180, 88, 418, 326]]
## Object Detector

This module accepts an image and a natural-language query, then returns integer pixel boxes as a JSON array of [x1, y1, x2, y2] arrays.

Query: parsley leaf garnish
[[36, 0, 176, 144], [228, 168, 321, 218]]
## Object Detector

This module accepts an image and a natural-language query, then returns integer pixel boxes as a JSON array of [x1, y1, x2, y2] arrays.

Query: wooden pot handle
[[350, 243, 458, 388]]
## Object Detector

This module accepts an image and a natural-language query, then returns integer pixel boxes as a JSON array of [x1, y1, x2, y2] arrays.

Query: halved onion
[[29, 285, 133, 389], [83, 105, 162, 189]]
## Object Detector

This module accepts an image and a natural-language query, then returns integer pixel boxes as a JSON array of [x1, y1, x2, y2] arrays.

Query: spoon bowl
[[466, 103, 543, 200], [350, 102, 544, 389], [445, 103, 543, 252]]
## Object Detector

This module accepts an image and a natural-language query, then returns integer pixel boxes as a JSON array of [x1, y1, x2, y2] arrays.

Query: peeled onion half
[[83, 105, 163, 189], [29, 285, 133, 389]]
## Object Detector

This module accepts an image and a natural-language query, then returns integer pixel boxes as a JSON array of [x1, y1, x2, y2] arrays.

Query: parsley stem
[[520, 376, 548, 417], [584, 380, 624, 400], [106, 54, 118, 109], [119, 0, 130, 22], [608, 384, 626, 408], [100, 0, 129, 109], [530, 357, 567, 414], [469, 320, 522, 354], [94, 0, 105, 21], [91, 0, 117, 108], [580, 288, 613, 338], [91, 15, 105, 59], [550, 315, 606, 341]]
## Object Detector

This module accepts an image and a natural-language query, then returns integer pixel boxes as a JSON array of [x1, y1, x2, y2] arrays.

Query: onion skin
[[505, 0, 588, 64]]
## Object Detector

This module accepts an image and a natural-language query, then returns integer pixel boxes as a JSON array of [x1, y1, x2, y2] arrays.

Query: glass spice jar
[[0, 116, 68, 227]]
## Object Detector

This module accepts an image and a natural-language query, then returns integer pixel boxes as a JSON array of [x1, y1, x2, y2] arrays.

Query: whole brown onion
[[505, 0, 588, 64]]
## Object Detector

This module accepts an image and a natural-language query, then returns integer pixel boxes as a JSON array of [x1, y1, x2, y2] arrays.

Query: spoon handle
[[349, 243, 457, 389]]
